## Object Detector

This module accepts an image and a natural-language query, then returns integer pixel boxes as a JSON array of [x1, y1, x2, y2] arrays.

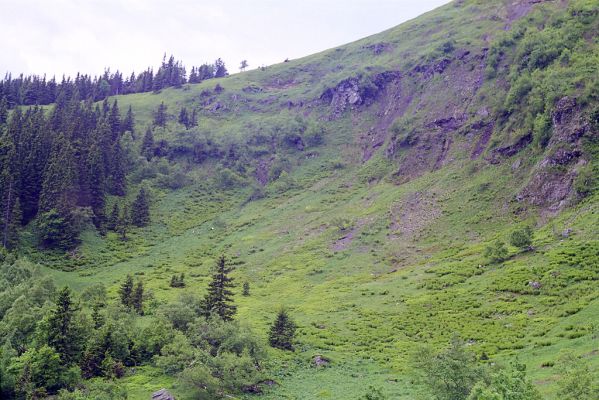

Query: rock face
[[320, 71, 401, 119], [152, 389, 175, 400], [518, 97, 594, 214]]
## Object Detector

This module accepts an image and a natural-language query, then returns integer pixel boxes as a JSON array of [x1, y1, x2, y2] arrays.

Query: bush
[[509, 226, 533, 251], [484, 240, 508, 264]]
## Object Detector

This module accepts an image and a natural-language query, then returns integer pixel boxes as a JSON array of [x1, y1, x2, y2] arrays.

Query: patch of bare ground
[[388, 191, 441, 241]]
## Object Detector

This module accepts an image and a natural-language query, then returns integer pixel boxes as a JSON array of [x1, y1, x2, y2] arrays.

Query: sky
[[0, 0, 450, 78]]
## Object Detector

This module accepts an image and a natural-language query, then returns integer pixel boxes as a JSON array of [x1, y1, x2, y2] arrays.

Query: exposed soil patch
[[388, 192, 441, 241]]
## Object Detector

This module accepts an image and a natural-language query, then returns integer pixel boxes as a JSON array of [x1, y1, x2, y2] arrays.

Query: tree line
[[0, 55, 229, 109]]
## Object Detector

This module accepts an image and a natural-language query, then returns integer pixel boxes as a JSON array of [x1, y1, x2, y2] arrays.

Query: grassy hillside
[[7, 0, 599, 398]]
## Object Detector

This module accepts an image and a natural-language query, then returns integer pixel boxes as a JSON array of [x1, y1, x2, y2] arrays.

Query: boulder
[[152, 389, 175, 400]]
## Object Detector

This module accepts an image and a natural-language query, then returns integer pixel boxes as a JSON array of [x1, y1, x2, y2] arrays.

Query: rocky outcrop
[[517, 97, 594, 213], [320, 71, 401, 119], [152, 389, 175, 400]]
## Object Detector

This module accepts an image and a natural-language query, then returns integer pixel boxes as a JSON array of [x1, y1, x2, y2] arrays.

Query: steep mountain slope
[[4, 0, 599, 398]]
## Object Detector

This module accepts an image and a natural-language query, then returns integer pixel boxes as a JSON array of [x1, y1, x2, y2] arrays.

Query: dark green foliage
[[131, 280, 144, 315], [121, 105, 134, 134], [178, 107, 190, 128], [268, 308, 296, 351], [153, 102, 168, 127], [509, 226, 533, 251], [0, 97, 7, 124], [242, 281, 250, 296], [119, 275, 133, 309], [107, 203, 119, 231], [141, 126, 155, 160], [203, 255, 236, 321], [130, 187, 150, 227], [170, 274, 185, 288], [214, 58, 228, 78], [37, 209, 79, 250], [484, 240, 508, 264], [361, 386, 387, 400], [46, 287, 84, 364]]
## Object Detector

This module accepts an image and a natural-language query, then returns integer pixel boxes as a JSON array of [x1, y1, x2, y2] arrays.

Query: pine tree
[[131, 187, 150, 227], [107, 203, 119, 231], [141, 126, 155, 160], [119, 275, 134, 308], [121, 105, 134, 134], [131, 280, 144, 315], [108, 140, 126, 196], [87, 143, 106, 231], [190, 109, 198, 128], [0, 96, 7, 124], [178, 107, 189, 128], [108, 100, 121, 140], [268, 309, 296, 351], [214, 58, 228, 78], [47, 286, 83, 363], [153, 102, 167, 127], [203, 255, 236, 321]]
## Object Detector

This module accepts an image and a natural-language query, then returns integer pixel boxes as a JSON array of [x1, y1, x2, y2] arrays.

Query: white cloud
[[0, 0, 450, 77]]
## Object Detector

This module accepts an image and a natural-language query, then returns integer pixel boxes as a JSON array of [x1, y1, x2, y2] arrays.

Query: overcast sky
[[1, 0, 450, 78]]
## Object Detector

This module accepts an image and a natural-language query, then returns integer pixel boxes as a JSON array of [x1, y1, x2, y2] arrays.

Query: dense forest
[[0, 55, 228, 108]]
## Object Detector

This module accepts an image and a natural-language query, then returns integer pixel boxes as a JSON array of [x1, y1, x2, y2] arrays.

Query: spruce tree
[[268, 308, 296, 351], [214, 58, 228, 78], [0, 96, 7, 124], [141, 126, 155, 160], [47, 286, 83, 363], [121, 105, 134, 133], [203, 255, 236, 321], [119, 275, 134, 308], [178, 107, 189, 128], [153, 102, 167, 127], [131, 187, 150, 227], [107, 203, 119, 231], [131, 280, 144, 315], [108, 100, 121, 140], [87, 143, 106, 231]]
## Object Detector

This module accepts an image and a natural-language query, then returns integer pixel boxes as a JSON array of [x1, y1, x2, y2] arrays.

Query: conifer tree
[[178, 107, 189, 128], [269, 309, 296, 351], [214, 58, 228, 78], [108, 140, 126, 196], [107, 203, 119, 231], [131, 280, 144, 315], [190, 109, 198, 128], [153, 102, 168, 127], [47, 286, 83, 363], [0, 96, 7, 124], [121, 105, 134, 133], [242, 281, 250, 296], [108, 100, 121, 140], [203, 255, 236, 321], [119, 275, 134, 308], [87, 143, 106, 231], [131, 187, 150, 227], [141, 126, 155, 161]]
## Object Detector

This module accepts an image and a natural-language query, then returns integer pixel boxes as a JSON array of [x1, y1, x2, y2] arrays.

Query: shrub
[[484, 240, 508, 264]]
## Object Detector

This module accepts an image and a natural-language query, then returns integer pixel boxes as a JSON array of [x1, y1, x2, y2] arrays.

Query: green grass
[[15, 0, 599, 398]]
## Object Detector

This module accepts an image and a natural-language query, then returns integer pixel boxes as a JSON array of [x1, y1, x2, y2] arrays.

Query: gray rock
[[152, 389, 175, 400]]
